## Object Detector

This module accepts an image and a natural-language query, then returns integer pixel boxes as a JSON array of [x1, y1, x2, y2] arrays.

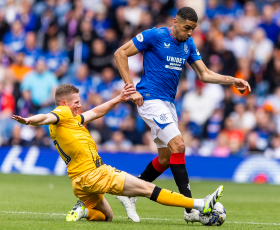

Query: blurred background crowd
[[1, 0, 280, 158]]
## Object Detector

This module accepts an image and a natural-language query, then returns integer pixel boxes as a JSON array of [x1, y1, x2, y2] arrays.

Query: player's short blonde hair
[[55, 84, 79, 106]]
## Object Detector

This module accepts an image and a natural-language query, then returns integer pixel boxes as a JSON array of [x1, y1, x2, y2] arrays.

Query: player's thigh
[[95, 197, 113, 222], [72, 165, 125, 206], [157, 122, 181, 146], [155, 102, 181, 148], [158, 147, 171, 167], [121, 173, 155, 198], [105, 167, 127, 196]]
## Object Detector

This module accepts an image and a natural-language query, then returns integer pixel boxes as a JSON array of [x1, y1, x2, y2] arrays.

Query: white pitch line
[[0, 211, 65, 216], [227, 221, 280, 226], [1, 211, 280, 226]]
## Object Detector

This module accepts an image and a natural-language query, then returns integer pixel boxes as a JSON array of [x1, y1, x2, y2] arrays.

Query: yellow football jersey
[[49, 106, 103, 179]]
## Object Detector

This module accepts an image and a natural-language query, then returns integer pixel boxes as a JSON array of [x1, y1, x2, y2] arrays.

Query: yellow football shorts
[[71, 164, 126, 209]]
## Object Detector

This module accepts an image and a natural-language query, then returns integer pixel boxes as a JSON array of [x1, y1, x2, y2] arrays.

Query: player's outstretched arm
[[81, 83, 136, 125], [191, 60, 251, 94], [11, 113, 58, 126], [114, 40, 144, 106]]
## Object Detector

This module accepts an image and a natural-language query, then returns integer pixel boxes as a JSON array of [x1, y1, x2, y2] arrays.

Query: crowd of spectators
[[1, 0, 280, 158]]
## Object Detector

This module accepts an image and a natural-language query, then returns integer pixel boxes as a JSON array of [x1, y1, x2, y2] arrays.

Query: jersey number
[[53, 140, 71, 165]]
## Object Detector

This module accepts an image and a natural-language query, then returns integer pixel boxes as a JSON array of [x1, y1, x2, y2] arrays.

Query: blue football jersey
[[45, 51, 69, 72], [21, 47, 43, 67], [132, 27, 202, 103], [3, 31, 26, 53]]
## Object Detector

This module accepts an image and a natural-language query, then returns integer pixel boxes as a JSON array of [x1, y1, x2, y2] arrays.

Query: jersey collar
[[168, 27, 180, 44]]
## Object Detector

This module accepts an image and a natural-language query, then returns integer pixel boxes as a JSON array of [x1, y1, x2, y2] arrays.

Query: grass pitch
[[0, 174, 279, 230]]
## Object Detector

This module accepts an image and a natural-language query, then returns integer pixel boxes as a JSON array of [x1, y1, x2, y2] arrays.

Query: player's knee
[[177, 142, 185, 153], [106, 214, 113, 222], [169, 141, 185, 153], [105, 210, 113, 222]]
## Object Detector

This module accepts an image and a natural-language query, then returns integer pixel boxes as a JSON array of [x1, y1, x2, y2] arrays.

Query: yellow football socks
[[155, 188, 194, 209]]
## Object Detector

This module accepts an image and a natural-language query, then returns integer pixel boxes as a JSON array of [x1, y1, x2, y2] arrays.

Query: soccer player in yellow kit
[[12, 83, 223, 223]]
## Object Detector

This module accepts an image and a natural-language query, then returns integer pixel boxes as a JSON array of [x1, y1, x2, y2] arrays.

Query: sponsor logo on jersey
[[166, 56, 185, 71], [160, 113, 168, 122], [165, 65, 182, 71], [184, 44, 189, 54], [78, 122, 83, 127], [136, 33, 143, 42], [196, 49, 200, 56], [167, 56, 185, 64], [54, 109, 61, 112], [164, 43, 170, 48]]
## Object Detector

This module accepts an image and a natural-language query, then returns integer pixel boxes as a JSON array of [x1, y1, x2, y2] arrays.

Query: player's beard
[[177, 35, 189, 42], [178, 38, 188, 42]]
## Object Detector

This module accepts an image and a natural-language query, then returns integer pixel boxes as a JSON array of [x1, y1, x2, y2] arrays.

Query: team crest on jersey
[[160, 113, 168, 122], [164, 43, 170, 48], [136, 33, 143, 42], [184, 44, 189, 54]]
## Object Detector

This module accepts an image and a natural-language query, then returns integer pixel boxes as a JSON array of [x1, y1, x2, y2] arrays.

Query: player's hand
[[119, 83, 136, 102], [233, 78, 251, 94], [11, 115, 32, 125], [130, 91, 144, 106]]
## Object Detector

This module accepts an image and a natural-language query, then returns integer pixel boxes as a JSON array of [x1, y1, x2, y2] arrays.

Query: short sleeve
[[75, 114, 84, 125], [50, 106, 72, 125], [187, 37, 202, 65], [132, 27, 158, 52]]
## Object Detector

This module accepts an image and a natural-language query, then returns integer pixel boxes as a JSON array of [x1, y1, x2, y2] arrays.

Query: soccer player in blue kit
[[114, 7, 251, 223]]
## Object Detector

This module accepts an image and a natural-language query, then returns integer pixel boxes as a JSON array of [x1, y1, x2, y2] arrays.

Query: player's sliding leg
[[120, 173, 223, 214]]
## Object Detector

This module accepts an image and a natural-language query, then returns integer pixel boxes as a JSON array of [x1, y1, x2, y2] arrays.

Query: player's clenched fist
[[118, 83, 137, 102], [130, 91, 144, 106], [233, 78, 251, 94]]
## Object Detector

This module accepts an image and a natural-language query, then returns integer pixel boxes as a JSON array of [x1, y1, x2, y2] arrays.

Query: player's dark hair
[[55, 84, 79, 105], [176, 7, 198, 22]]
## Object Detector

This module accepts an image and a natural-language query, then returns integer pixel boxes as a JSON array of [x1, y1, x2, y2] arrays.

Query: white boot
[[116, 196, 140, 222], [184, 209, 200, 223]]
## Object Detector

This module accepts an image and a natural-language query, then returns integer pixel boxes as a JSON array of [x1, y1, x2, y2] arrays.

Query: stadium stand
[[1, 0, 280, 159]]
